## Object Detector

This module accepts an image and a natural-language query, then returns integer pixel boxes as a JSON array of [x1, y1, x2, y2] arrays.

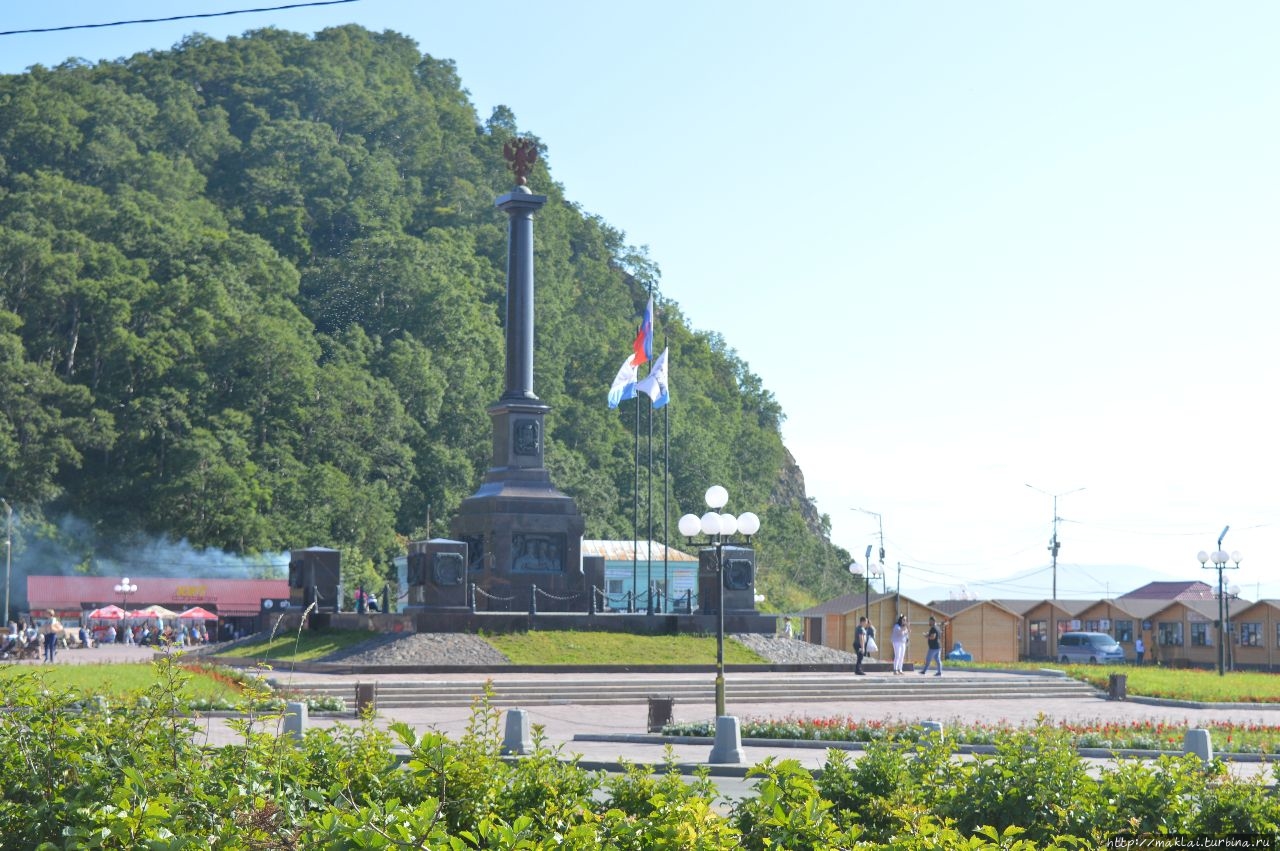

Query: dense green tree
[[0, 24, 854, 606], [0, 311, 114, 504]]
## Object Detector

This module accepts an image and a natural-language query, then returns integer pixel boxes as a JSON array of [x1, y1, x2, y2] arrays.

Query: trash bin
[[647, 696, 675, 733], [356, 682, 378, 715], [1108, 673, 1127, 701]]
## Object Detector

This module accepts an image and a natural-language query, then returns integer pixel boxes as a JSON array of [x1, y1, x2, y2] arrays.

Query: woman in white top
[[890, 615, 909, 674]]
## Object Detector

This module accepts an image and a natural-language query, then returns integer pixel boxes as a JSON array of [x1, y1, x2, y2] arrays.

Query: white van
[[1057, 631, 1126, 664]]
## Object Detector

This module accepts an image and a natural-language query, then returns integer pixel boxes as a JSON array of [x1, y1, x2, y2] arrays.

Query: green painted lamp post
[[678, 485, 761, 719]]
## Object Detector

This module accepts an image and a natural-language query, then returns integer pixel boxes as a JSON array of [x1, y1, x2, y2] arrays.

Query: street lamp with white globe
[[1197, 532, 1241, 677], [678, 485, 761, 719], [112, 577, 138, 645], [114, 577, 138, 611]]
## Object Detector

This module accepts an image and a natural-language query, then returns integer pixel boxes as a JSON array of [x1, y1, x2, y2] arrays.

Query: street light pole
[[1198, 526, 1240, 677], [114, 577, 137, 610], [1225, 583, 1241, 672], [1026, 484, 1085, 600], [113, 577, 138, 644], [678, 485, 761, 719], [848, 557, 884, 624]]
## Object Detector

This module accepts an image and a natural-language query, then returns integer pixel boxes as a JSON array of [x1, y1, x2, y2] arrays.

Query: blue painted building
[[584, 539, 699, 613]]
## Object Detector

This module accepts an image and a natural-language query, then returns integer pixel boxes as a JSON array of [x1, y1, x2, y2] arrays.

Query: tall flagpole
[[662, 362, 670, 613], [645, 396, 653, 612], [645, 287, 654, 614], [632, 398, 639, 611]]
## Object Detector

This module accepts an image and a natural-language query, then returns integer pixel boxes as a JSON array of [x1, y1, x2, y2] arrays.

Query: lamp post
[[1197, 527, 1240, 676], [113, 577, 137, 645], [1, 498, 10, 628], [114, 576, 138, 611], [678, 485, 761, 719], [1224, 583, 1242, 673], [1026, 484, 1085, 600]]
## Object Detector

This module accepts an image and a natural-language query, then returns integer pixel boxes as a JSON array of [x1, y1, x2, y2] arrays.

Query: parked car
[[1057, 631, 1126, 664], [946, 641, 973, 662]]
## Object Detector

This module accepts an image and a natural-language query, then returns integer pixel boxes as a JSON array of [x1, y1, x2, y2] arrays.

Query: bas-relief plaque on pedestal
[[511, 533, 566, 573]]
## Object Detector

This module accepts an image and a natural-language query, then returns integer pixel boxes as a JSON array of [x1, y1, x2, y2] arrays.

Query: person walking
[[920, 616, 944, 676], [41, 612, 62, 663], [1134, 636, 1145, 666], [853, 616, 869, 675], [890, 614, 909, 674]]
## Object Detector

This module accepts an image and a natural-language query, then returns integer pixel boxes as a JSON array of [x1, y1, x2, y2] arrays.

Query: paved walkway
[[32, 644, 1280, 782]]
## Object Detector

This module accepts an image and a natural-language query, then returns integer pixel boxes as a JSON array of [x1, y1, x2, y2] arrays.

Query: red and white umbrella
[[177, 606, 218, 621], [129, 604, 179, 619], [86, 604, 128, 620]]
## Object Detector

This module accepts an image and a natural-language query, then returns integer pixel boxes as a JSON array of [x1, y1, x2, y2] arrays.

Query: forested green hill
[[0, 25, 856, 610]]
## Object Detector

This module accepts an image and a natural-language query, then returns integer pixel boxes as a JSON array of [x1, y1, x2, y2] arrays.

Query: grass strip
[[0, 661, 240, 703], [483, 630, 767, 665]]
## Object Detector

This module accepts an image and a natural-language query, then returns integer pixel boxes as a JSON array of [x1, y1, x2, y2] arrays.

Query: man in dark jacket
[[854, 616, 869, 675], [920, 616, 943, 676]]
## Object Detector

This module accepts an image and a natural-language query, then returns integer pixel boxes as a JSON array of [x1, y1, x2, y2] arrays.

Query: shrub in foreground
[[2, 656, 1279, 848]]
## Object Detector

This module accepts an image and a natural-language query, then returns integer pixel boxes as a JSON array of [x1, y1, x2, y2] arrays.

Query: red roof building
[[1118, 580, 1217, 601], [25, 575, 288, 618]]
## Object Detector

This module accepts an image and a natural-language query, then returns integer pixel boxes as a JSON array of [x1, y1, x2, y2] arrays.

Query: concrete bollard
[[708, 715, 746, 765], [918, 720, 945, 741], [502, 708, 533, 755], [283, 701, 308, 745], [1183, 728, 1213, 764]]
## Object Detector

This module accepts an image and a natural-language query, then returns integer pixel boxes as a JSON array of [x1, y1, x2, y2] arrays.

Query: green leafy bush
[[937, 723, 1099, 844], [733, 758, 855, 850], [1195, 774, 1280, 836], [4, 654, 1279, 848]]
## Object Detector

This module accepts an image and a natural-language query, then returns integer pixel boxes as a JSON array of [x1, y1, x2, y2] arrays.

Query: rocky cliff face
[[773, 447, 828, 540]]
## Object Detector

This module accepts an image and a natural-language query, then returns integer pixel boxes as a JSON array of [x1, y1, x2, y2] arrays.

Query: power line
[[889, 540, 1042, 570], [899, 560, 1127, 598], [895, 561, 1054, 594], [1062, 518, 1274, 538], [895, 554, 1051, 587], [0, 0, 360, 37]]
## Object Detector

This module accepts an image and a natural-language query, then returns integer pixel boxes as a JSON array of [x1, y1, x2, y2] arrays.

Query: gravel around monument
[[730, 633, 860, 666], [308, 631, 859, 666], [317, 632, 512, 666]]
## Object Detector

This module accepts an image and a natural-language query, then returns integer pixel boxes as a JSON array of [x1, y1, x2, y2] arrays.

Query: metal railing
[[461, 583, 699, 617]]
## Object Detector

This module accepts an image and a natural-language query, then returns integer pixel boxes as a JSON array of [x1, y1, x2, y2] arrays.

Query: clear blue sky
[[4, 1, 1278, 602]]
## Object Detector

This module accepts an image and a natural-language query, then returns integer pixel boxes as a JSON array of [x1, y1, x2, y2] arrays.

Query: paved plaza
[[21, 642, 1280, 783]]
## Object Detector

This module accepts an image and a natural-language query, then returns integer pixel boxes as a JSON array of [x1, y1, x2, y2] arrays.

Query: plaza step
[[270, 674, 1099, 709]]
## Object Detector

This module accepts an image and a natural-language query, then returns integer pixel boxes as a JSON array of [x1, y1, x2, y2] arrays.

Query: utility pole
[[1026, 484, 1084, 600], [855, 508, 885, 568], [1049, 495, 1060, 600], [855, 508, 888, 637]]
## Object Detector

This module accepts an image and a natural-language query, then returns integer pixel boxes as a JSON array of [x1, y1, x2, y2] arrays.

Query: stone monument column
[[501, 187, 539, 402], [450, 139, 585, 600]]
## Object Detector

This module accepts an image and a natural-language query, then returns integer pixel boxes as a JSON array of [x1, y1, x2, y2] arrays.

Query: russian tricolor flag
[[609, 296, 660, 409], [631, 296, 653, 366]]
